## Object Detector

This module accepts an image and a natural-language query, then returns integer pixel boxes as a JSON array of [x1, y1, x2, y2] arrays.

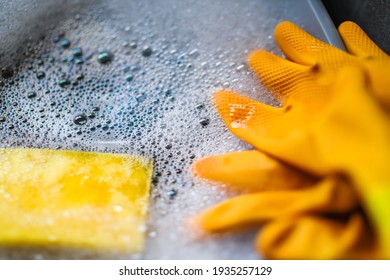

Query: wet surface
[[0, 0, 333, 259]]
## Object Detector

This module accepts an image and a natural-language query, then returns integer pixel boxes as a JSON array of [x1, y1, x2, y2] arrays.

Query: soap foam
[[0, 0, 285, 259]]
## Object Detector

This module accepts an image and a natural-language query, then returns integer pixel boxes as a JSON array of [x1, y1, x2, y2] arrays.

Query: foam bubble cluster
[[0, 0, 292, 259]]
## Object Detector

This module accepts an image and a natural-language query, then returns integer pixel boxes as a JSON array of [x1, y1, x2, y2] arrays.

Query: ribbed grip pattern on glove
[[339, 21, 389, 59]]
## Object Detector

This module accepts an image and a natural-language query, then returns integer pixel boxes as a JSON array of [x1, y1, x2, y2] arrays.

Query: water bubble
[[125, 74, 134, 82], [75, 57, 84, 64], [97, 51, 113, 64], [236, 64, 245, 71], [199, 118, 210, 126], [76, 74, 84, 80], [73, 114, 88, 125], [52, 35, 60, 43], [53, 32, 65, 43], [27, 92, 37, 99], [130, 64, 140, 71], [72, 47, 83, 57], [58, 79, 71, 88], [1, 66, 14, 78], [36, 71, 46, 79], [167, 189, 177, 199], [130, 42, 137, 49], [141, 46, 153, 57], [60, 38, 71, 48], [136, 93, 146, 102], [189, 49, 199, 58]]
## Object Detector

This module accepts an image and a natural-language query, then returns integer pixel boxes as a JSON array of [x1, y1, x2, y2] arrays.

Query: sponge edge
[[0, 148, 153, 253]]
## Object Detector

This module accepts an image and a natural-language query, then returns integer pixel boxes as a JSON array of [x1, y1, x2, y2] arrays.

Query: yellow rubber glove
[[193, 21, 390, 258], [257, 21, 390, 106], [195, 66, 387, 259], [0, 148, 152, 253], [193, 150, 313, 192], [215, 21, 390, 176], [258, 214, 380, 260], [215, 65, 390, 212], [215, 23, 390, 256], [194, 156, 379, 259], [196, 175, 357, 232], [193, 146, 381, 259], [314, 66, 390, 257]]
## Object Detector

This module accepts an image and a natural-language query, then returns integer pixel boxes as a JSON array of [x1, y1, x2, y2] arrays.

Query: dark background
[[322, 0, 390, 53]]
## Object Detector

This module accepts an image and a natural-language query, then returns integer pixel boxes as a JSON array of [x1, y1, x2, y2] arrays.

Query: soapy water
[[0, 0, 330, 259]]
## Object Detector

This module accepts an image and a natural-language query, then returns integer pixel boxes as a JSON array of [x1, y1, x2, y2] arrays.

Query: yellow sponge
[[0, 148, 152, 253]]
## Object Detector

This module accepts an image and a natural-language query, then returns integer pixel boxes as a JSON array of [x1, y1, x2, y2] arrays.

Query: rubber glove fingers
[[213, 90, 284, 136], [247, 21, 390, 116], [192, 150, 313, 193], [214, 67, 390, 178], [257, 214, 381, 260], [274, 21, 390, 68], [338, 22, 390, 102], [196, 175, 358, 233], [272, 21, 390, 106], [248, 50, 328, 109], [338, 21, 389, 60], [274, 21, 356, 69], [213, 90, 328, 175]]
